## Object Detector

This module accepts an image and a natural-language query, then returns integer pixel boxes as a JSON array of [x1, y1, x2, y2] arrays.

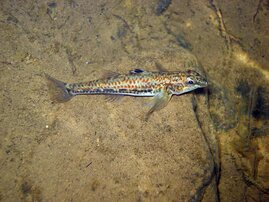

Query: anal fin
[[105, 95, 124, 102]]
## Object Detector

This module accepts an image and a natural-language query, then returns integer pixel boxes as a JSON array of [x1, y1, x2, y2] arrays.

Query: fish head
[[173, 70, 208, 95], [184, 69, 207, 90]]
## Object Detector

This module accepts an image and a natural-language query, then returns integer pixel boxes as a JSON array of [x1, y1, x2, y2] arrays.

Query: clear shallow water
[[0, 0, 268, 201]]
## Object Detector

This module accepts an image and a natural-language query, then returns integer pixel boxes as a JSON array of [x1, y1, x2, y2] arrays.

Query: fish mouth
[[200, 81, 208, 87], [198, 78, 208, 87]]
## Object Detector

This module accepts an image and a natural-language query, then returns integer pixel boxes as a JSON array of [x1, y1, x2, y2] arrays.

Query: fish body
[[64, 69, 207, 97], [46, 69, 207, 119]]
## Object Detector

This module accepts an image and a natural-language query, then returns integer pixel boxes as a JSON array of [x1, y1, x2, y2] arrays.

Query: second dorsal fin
[[102, 70, 120, 79]]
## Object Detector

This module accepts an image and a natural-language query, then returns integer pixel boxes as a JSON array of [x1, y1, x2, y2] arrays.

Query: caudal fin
[[45, 73, 74, 103]]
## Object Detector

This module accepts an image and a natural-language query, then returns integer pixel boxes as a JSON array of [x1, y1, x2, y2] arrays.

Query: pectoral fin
[[145, 89, 172, 121]]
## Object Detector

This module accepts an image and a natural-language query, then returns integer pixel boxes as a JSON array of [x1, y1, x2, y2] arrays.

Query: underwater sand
[[0, 0, 268, 201]]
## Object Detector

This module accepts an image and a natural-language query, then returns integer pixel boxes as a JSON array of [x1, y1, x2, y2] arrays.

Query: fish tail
[[45, 73, 74, 103]]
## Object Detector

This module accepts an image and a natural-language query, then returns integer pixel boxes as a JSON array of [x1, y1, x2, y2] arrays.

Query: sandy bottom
[[0, 0, 269, 201]]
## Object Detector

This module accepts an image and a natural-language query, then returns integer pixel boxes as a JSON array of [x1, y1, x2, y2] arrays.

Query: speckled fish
[[46, 69, 207, 119]]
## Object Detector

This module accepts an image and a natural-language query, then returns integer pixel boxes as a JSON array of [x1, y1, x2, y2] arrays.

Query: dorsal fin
[[155, 62, 168, 72], [102, 70, 120, 79], [129, 69, 145, 74]]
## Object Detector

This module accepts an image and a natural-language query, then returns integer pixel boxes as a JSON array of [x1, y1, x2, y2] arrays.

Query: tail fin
[[45, 73, 74, 103]]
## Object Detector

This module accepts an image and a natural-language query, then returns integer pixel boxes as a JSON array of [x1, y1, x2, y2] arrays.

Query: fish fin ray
[[155, 62, 168, 72], [102, 70, 120, 79], [105, 95, 124, 102], [45, 73, 74, 103], [145, 89, 172, 121]]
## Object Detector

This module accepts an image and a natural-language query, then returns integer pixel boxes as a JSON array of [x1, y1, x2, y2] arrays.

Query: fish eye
[[187, 77, 194, 84], [188, 80, 194, 84]]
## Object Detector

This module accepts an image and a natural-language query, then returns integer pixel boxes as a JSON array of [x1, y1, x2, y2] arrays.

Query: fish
[[46, 69, 207, 119]]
